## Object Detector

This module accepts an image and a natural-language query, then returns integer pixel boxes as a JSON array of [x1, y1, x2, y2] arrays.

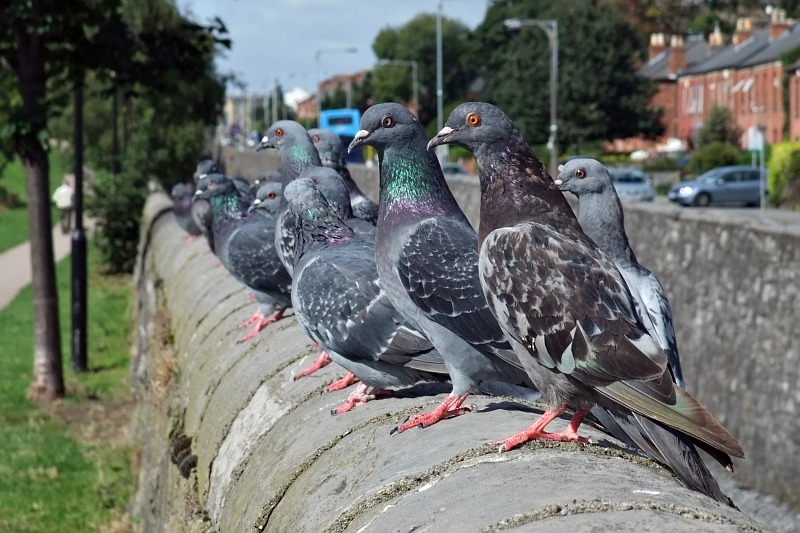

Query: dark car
[[608, 168, 654, 202], [667, 166, 766, 207]]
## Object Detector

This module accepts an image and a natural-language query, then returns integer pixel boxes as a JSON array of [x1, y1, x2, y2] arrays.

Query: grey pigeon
[[251, 170, 282, 197], [192, 173, 228, 253], [196, 175, 292, 342], [286, 177, 450, 413], [556, 158, 685, 388], [290, 166, 377, 381], [429, 101, 743, 506], [230, 174, 255, 205], [349, 102, 538, 434], [309, 127, 379, 224], [193, 159, 221, 183], [256, 120, 322, 275], [171, 183, 202, 240]]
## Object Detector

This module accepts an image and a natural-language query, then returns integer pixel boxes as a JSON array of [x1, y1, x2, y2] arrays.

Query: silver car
[[667, 166, 765, 207], [609, 169, 654, 202]]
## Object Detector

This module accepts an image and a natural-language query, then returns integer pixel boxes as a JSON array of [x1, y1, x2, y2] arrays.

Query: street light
[[377, 59, 419, 118], [315, 47, 357, 127], [504, 17, 559, 176]]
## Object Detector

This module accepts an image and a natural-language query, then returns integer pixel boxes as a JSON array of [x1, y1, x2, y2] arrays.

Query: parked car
[[667, 166, 766, 207], [609, 168, 654, 202], [441, 162, 471, 176]]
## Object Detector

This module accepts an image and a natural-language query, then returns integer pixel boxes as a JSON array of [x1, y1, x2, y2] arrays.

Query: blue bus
[[319, 108, 363, 163]]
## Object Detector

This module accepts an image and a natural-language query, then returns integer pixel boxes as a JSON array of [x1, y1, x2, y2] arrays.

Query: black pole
[[71, 82, 88, 372]]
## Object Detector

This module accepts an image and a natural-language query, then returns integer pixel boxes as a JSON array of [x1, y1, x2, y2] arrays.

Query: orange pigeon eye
[[312, 135, 320, 142], [267, 192, 276, 199], [276, 128, 284, 137], [467, 113, 481, 126], [382, 116, 394, 127]]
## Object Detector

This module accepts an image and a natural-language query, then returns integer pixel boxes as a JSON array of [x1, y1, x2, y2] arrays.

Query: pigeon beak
[[256, 136, 274, 152], [553, 179, 563, 186], [427, 126, 455, 151], [347, 129, 371, 153], [247, 199, 261, 212]]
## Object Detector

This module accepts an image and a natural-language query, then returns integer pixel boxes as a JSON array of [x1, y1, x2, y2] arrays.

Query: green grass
[[0, 241, 135, 533], [0, 153, 67, 254]]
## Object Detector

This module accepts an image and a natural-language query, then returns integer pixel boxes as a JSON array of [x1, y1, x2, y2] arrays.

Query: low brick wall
[[129, 191, 762, 532]]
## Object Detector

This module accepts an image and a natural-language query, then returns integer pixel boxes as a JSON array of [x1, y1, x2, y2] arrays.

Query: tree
[[695, 105, 743, 149], [471, 0, 663, 153], [372, 13, 475, 128]]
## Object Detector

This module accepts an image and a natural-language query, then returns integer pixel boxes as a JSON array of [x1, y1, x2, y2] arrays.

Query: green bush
[[87, 169, 148, 273], [643, 155, 682, 172], [687, 142, 742, 173], [766, 140, 800, 207]]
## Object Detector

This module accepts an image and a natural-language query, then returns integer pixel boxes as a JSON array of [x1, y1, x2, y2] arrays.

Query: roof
[[637, 37, 711, 80], [684, 30, 771, 75], [739, 23, 800, 67]]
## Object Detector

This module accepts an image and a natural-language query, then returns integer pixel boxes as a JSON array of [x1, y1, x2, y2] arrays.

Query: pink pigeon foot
[[293, 351, 332, 380], [326, 372, 360, 392], [246, 293, 255, 302], [237, 307, 288, 343], [491, 405, 591, 452], [391, 393, 474, 434], [331, 383, 391, 415], [239, 309, 263, 329]]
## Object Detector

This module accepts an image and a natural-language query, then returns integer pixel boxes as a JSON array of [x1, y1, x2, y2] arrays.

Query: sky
[[180, 0, 490, 96]]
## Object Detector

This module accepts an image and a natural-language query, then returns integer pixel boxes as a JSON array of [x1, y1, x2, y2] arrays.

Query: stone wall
[[130, 191, 762, 532]]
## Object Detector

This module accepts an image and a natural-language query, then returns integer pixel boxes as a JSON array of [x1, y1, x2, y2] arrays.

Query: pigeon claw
[[326, 372, 360, 392], [239, 310, 263, 329], [490, 405, 591, 452], [293, 351, 332, 381], [330, 384, 388, 415], [391, 394, 472, 435]]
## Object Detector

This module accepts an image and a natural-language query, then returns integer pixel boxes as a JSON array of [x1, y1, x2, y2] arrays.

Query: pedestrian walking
[[52, 178, 74, 234]]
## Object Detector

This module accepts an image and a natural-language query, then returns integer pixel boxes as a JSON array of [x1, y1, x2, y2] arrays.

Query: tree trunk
[[13, 25, 65, 402]]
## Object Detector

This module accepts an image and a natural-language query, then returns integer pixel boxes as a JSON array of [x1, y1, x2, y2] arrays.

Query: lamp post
[[436, 0, 446, 164], [315, 47, 357, 127], [377, 59, 419, 118], [504, 17, 559, 176]]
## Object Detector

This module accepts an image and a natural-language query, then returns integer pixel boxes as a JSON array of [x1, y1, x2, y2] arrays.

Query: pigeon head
[[194, 173, 235, 200], [297, 167, 352, 219], [194, 159, 221, 182], [257, 120, 311, 152], [554, 159, 613, 196], [171, 183, 192, 199], [348, 103, 422, 153], [249, 181, 283, 214], [308, 128, 346, 169], [428, 102, 518, 155]]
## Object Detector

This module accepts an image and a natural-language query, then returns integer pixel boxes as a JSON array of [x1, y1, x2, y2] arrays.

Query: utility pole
[[71, 79, 87, 372]]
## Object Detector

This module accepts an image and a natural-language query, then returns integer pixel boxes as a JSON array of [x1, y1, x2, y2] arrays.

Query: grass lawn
[[0, 153, 67, 254], [0, 241, 135, 533]]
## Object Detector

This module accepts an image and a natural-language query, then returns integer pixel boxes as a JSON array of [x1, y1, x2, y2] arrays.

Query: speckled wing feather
[[226, 215, 291, 295], [293, 240, 443, 372], [397, 217, 510, 353]]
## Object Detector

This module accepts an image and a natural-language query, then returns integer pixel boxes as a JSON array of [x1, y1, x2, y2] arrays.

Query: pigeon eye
[[312, 135, 319, 142], [576, 168, 586, 179], [276, 128, 284, 137], [267, 192, 276, 199], [467, 113, 481, 126], [382, 116, 395, 128]]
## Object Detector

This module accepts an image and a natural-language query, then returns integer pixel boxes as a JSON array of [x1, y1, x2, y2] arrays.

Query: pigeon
[[230, 174, 255, 205], [171, 183, 202, 241], [251, 170, 282, 197], [195, 175, 292, 342], [192, 173, 228, 254], [285, 177, 451, 413], [309, 127, 379, 224], [290, 166, 377, 380], [348, 102, 538, 434], [256, 120, 322, 275], [555, 159, 685, 388], [193, 159, 221, 183], [429, 101, 743, 506]]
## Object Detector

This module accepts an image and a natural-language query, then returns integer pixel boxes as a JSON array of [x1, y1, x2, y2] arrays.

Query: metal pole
[[72, 81, 87, 373], [436, 0, 447, 164], [272, 77, 278, 125], [316, 52, 322, 127], [549, 22, 559, 177], [411, 61, 419, 118]]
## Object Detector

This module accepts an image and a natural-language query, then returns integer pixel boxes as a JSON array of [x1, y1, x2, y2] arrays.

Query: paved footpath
[[0, 225, 74, 310]]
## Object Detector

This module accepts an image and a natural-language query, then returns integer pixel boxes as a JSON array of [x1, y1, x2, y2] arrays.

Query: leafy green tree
[[695, 105, 742, 149], [687, 141, 742, 173], [472, 0, 662, 153], [372, 13, 475, 127]]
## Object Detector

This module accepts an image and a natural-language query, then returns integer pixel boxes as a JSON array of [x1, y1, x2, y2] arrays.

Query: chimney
[[770, 8, 790, 39], [709, 23, 725, 48], [649, 33, 666, 61], [733, 18, 754, 45], [668, 35, 686, 78]]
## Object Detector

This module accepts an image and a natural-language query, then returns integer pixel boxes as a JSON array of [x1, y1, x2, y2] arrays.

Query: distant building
[[611, 8, 800, 153]]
